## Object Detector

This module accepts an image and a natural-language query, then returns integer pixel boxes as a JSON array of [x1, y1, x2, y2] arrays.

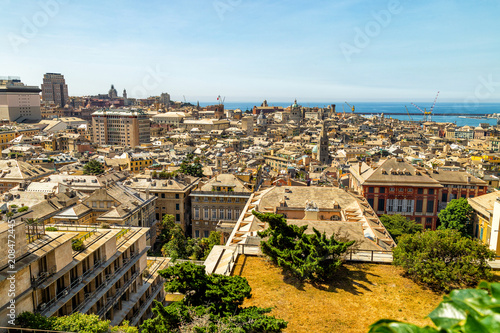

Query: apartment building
[[92, 108, 150, 147], [0, 77, 42, 121], [190, 174, 252, 238], [0, 160, 54, 194], [0, 221, 168, 327], [126, 174, 200, 233], [51, 183, 158, 244]]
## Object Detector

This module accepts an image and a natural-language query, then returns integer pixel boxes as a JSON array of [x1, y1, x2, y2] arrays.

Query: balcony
[[76, 248, 148, 316], [31, 265, 56, 288], [128, 282, 165, 327], [37, 257, 106, 316], [96, 270, 141, 318]]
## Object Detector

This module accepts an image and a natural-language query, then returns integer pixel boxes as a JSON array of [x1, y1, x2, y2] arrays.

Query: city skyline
[[1, 0, 499, 103]]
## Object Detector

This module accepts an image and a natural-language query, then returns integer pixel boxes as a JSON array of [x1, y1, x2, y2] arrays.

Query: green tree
[[196, 231, 222, 260], [16, 312, 130, 333], [50, 313, 109, 333], [161, 225, 189, 260], [179, 154, 204, 177], [141, 262, 287, 332], [379, 214, 423, 241], [158, 214, 176, 243], [16, 312, 52, 330], [83, 160, 104, 175], [438, 198, 474, 237], [254, 211, 354, 282], [393, 229, 495, 291], [369, 281, 500, 333]]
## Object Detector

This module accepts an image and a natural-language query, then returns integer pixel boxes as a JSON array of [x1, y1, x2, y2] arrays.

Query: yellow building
[[0, 130, 16, 147], [129, 156, 153, 172], [471, 154, 500, 164], [469, 192, 500, 254]]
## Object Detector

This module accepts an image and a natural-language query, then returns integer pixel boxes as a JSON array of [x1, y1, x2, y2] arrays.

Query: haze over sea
[[199, 102, 500, 128]]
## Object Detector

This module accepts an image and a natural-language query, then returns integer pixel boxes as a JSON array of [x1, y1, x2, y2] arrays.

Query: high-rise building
[[41, 73, 69, 107], [159, 92, 170, 106], [0, 76, 42, 121], [92, 108, 151, 147]]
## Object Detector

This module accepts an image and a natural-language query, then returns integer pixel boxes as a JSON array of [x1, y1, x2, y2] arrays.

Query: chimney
[[358, 161, 362, 175]]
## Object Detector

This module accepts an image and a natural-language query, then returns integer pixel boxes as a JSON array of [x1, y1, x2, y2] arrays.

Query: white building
[[0, 77, 42, 121]]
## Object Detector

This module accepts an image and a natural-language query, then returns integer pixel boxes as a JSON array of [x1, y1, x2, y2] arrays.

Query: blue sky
[[1, 0, 499, 103]]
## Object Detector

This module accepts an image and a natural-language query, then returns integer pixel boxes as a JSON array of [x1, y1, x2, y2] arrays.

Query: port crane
[[345, 101, 355, 113], [405, 105, 413, 122], [411, 91, 440, 122], [217, 95, 225, 105]]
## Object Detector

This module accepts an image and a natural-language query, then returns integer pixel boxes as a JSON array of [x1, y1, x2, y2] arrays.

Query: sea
[[198, 101, 500, 127]]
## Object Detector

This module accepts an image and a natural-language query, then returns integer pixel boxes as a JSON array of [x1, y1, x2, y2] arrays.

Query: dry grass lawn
[[234, 255, 444, 333]]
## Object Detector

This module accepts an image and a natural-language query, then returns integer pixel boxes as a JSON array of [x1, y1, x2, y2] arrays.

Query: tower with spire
[[290, 99, 302, 124], [318, 121, 330, 165], [123, 89, 128, 106]]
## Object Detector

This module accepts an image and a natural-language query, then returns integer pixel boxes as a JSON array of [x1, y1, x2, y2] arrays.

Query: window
[[194, 207, 200, 219], [367, 198, 374, 208], [406, 200, 414, 213], [368, 187, 374, 193], [429, 189, 434, 195], [212, 209, 217, 220], [427, 200, 434, 213], [204, 230, 209, 238], [425, 218, 433, 228], [417, 188, 423, 194], [416, 200, 423, 213], [407, 188, 413, 193], [161, 193, 165, 198], [387, 199, 394, 212], [175, 214, 180, 222], [227, 209, 232, 220], [99, 202, 104, 208], [378, 198, 385, 211], [204, 208, 209, 219], [219, 208, 224, 219], [176, 203, 180, 210], [175, 194, 180, 199], [398, 188, 404, 192], [442, 193, 447, 202], [234, 209, 239, 219], [415, 217, 421, 223], [195, 230, 200, 238], [390, 187, 395, 192], [379, 187, 385, 193], [92, 201, 97, 208], [397, 199, 403, 212]]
